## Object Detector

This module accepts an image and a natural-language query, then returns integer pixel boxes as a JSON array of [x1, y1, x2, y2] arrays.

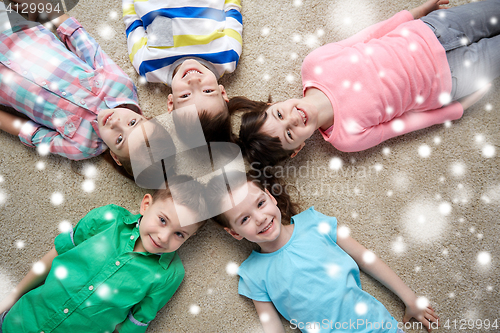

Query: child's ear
[[219, 85, 229, 103], [140, 194, 153, 215], [167, 94, 174, 113], [264, 188, 278, 206], [224, 227, 244, 240], [110, 151, 122, 166], [290, 142, 306, 158]]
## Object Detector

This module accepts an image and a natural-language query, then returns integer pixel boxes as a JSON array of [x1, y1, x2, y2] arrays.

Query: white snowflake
[[477, 251, 491, 266], [392, 237, 406, 254], [354, 302, 368, 315], [329, 157, 343, 171], [55, 266, 68, 279], [82, 180, 96, 193], [482, 144, 496, 158], [51, 192, 64, 206], [58, 220, 72, 233], [189, 304, 201, 315], [98, 24, 116, 40], [418, 145, 431, 158], [226, 262, 239, 275], [439, 92, 451, 105]]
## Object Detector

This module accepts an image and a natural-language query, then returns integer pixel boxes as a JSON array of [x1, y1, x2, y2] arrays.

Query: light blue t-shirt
[[238, 207, 399, 333]]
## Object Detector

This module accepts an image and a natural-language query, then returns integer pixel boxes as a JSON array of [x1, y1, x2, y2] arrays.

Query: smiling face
[[168, 59, 229, 116], [222, 181, 283, 248], [135, 194, 200, 254], [260, 99, 318, 154], [97, 107, 147, 160]]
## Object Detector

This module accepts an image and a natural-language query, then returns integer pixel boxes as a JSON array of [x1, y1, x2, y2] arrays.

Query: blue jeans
[[0, 311, 7, 333], [421, 0, 500, 100]]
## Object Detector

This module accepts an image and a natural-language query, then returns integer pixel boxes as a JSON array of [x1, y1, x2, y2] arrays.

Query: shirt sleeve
[[329, 102, 464, 152], [56, 17, 125, 76], [117, 263, 184, 333], [238, 262, 272, 302], [18, 120, 106, 160], [54, 205, 121, 255], [123, 0, 146, 75], [224, 0, 243, 51], [337, 10, 414, 47]]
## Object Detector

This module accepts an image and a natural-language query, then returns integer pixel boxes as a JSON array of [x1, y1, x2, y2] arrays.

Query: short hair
[[174, 99, 235, 145], [152, 174, 208, 227], [230, 96, 294, 168]]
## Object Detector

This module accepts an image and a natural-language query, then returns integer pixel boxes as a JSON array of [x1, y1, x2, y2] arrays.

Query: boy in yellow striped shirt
[[123, 0, 243, 141]]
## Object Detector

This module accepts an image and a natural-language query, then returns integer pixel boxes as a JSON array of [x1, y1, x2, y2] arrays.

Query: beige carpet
[[1, 0, 499, 332]]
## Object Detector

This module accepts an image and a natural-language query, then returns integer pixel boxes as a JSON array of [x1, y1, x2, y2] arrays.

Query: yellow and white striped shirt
[[123, 0, 243, 85]]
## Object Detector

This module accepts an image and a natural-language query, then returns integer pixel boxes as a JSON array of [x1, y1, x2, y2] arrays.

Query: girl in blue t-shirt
[[206, 171, 439, 333]]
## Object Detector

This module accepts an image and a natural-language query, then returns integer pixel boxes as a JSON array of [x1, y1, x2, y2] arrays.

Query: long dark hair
[[229, 96, 294, 168], [206, 170, 299, 229]]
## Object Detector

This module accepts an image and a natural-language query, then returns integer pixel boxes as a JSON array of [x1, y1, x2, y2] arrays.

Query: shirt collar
[[132, 216, 179, 270]]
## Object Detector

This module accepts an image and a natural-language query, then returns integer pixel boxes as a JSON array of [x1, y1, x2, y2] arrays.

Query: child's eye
[[257, 200, 265, 208], [175, 232, 184, 238], [116, 135, 123, 144], [129, 119, 136, 126], [203, 89, 214, 93], [180, 93, 190, 98], [287, 130, 293, 139], [159, 217, 166, 225], [241, 216, 249, 224], [277, 111, 283, 119]]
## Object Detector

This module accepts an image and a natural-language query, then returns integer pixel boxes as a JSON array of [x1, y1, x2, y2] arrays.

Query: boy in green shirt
[[0, 176, 206, 333]]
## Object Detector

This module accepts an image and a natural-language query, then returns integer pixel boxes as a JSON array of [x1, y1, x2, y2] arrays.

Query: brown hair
[[152, 174, 208, 227], [103, 119, 176, 184], [229, 96, 294, 168], [205, 170, 299, 229]]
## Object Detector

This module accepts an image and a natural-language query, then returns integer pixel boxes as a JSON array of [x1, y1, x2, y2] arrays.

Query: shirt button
[[63, 308, 69, 314], [5, 61, 10, 65], [115, 261, 120, 266], [80, 100, 86, 105], [23, 71, 27, 75], [130, 235, 134, 240], [42, 81, 46, 85], [62, 92, 67, 96], [89, 285, 94, 291]]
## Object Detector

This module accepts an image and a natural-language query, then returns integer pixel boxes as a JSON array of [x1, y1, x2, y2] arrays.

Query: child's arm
[[115, 265, 184, 333], [17, 123, 108, 160], [0, 109, 26, 136], [122, 0, 147, 75], [253, 300, 286, 333], [337, 234, 439, 332], [0, 248, 58, 313], [409, 0, 449, 20], [337, 0, 448, 47]]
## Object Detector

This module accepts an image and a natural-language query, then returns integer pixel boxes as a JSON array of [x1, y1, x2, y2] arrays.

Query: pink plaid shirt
[[0, 18, 142, 160]]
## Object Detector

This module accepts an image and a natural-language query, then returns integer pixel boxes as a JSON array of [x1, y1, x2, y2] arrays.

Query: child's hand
[[0, 292, 19, 314], [410, 0, 450, 19], [457, 83, 491, 111], [403, 302, 439, 332]]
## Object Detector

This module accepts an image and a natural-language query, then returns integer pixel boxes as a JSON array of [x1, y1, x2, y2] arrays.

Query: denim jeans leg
[[421, 0, 500, 100]]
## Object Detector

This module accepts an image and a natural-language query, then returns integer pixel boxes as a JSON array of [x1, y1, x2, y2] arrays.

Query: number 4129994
[[443, 319, 498, 330], [5, 2, 61, 14]]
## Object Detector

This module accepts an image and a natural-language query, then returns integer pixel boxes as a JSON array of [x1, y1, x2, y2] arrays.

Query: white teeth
[[298, 110, 307, 124], [183, 69, 202, 78], [260, 221, 273, 233]]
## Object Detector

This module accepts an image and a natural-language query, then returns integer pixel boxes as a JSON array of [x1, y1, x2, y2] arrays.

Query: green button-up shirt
[[3, 204, 184, 333]]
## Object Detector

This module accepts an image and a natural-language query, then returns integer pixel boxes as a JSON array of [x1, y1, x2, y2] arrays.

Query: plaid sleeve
[[56, 17, 125, 75], [18, 121, 106, 160]]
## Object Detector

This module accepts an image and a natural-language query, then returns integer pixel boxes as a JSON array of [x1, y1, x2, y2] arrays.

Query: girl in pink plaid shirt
[[0, 1, 149, 177]]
